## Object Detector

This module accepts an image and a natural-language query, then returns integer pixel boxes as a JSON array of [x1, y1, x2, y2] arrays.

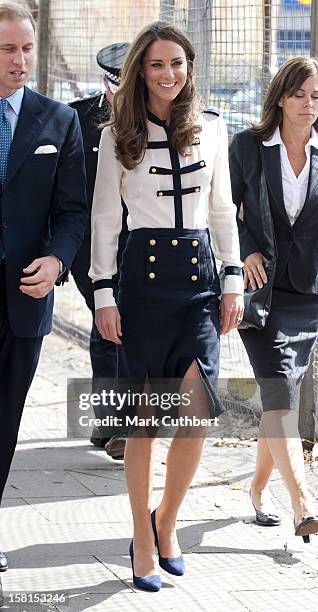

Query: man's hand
[[20, 255, 60, 299], [95, 306, 122, 345], [244, 252, 268, 290], [220, 293, 244, 335]]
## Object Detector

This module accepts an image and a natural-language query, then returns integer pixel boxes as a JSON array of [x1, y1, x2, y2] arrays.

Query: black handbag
[[239, 163, 277, 330]]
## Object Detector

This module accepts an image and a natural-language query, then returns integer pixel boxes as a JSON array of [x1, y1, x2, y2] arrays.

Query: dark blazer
[[229, 128, 318, 294], [69, 91, 109, 234], [69, 91, 128, 277], [1, 87, 87, 337]]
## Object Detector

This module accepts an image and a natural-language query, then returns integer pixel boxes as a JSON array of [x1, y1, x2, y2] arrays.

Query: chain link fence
[[14, 0, 318, 432]]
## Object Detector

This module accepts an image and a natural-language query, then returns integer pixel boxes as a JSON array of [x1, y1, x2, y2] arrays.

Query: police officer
[[69, 43, 129, 458]]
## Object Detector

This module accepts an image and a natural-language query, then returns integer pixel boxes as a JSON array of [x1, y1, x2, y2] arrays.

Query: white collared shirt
[[0, 87, 24, 137], [263, 126, 318, 225], [90, 112, 244, 308]]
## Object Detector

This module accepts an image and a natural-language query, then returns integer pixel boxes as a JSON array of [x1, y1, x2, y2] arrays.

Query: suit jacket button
[[195, 187, 200, 193], [192, 240, 198, 247], [191, 275, 198, 282], [171, 239, 178, 246], [149, 255, 156, 262], [149, 272, 156, 279], [151, 167, 157, 173], [191, 257, 198, 264], [200, 161, 205, 167], [1, 222, 8, 230], [158, 191, 163, 197], [149, 239, 156, 246]]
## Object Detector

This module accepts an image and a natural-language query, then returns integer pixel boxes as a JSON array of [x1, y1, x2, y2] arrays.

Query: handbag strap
[[258, 145, 278, 261]]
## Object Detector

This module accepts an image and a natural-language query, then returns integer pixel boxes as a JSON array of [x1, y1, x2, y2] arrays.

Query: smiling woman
[[90, 21, 244, 592], [141, 39, 188, 118]]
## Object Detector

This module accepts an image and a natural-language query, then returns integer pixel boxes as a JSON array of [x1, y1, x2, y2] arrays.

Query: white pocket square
[[34, 144, 58, 154]]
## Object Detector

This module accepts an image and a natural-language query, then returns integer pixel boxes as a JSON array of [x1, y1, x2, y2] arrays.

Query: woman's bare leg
[[124, 435, 158, 576], [155, 361, 209, 557], [260, 410, 314, 523], [250, 433, 276, 512]]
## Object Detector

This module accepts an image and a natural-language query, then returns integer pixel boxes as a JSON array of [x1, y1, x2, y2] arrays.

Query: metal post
[[311, 0, 318, 57], [187, 0, 213, 105], [36, 0, 51, 95], [299, 358, 315, 451], [159, 0, 175, 21], [262, 0, 272, 104]]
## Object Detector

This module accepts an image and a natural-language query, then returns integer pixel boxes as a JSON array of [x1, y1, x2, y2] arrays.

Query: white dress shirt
[[1, 87, 24, 137], [90, 112, 243, 308], [263, 126, 318, 225]]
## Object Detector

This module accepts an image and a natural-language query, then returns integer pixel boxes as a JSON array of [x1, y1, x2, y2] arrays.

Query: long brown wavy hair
[[250, 56, 318, 141], [109, 21, 202, 170]]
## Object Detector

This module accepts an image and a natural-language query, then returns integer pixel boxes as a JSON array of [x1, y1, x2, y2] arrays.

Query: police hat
[[96, 42, 130, 85]]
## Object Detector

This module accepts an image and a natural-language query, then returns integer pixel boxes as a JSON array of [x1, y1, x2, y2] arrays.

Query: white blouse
[[90, 111, 243, 308], [263, 127, 318, 225]]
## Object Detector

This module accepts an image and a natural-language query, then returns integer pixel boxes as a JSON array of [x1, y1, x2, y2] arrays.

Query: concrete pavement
[[0, 331, 317, 611]]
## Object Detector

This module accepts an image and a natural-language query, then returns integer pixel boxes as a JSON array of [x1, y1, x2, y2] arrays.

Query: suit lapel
[[5, 87, 44, 187], [294, 147, 318, 226], [260, 143, 292, 228]]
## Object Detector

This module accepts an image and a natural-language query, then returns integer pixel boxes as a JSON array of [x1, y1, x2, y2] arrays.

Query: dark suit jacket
[[69, 91, 109, 235], [1, 87, 87, 337], [68, 91, 128, 279], [229, 128, 318, 294]]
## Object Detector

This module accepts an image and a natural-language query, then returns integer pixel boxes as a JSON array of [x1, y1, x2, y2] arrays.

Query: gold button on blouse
[[149, 239, 156, 246], [149, 272, 156, 279], [149, 255, 156, 262], [171, 239, 178, 246], [191, 275, 198, 282], [191, 257, 198, 264], [192, 240, 198, 247]]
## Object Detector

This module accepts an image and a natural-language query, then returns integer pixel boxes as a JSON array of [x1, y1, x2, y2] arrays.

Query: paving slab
[[3, 470, 93, 500], [232, 588, 318, 612], [1, 331, 317, 612]]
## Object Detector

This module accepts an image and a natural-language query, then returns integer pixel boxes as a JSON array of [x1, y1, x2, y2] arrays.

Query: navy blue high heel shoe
[[129, 541, 161, 592], [151, 509, 185, 576]]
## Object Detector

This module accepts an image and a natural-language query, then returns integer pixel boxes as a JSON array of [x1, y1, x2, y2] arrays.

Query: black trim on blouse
[[224, 266, 243, 276], [147, 109, 204, 229], [94, 279, 115, 291], [149, 160, 206, 176], [157, 186, 201, 198]]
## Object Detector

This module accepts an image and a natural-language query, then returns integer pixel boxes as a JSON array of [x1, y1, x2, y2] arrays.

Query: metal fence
[[27, 1, 314, 120], [15, 0, 318, 431]]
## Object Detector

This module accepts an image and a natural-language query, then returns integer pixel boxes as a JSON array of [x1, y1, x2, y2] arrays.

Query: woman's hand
[[220, 293, 244, 335], [244, 252, 268, 290], [95, 306, 122, 345]]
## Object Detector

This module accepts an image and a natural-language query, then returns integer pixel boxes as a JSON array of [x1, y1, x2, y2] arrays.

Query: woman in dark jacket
[[229, 56, 318, 542]]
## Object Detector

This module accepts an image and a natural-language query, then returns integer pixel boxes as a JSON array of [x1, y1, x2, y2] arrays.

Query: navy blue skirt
[[240, 288, 318, 411], [117, 228, 224, 417]]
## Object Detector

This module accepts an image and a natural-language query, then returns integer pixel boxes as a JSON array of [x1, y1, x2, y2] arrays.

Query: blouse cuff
[[94, 287, 116, 309], [222, 274, 244, 295]]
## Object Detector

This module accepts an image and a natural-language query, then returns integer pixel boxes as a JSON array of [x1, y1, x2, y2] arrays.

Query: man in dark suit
[[69, 43, 129, 458], [0, 2, 87, 571]]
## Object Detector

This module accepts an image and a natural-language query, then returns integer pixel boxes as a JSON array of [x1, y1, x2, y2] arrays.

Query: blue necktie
[[0, 98, 12, 185], [0, 98, 11, 258]]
